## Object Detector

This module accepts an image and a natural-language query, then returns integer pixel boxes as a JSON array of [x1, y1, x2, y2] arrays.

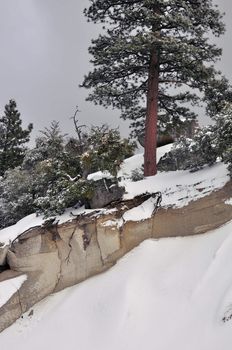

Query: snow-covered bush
[[222, 148, 232, 175], [32, 159, 93, 217], [158, 125, 217, 172], [191, 126, 218, 169], [130, 167, 144, 182], [80, 125, 136, 178], [215, 107, 232, 175], [0, 168, 35, 228]]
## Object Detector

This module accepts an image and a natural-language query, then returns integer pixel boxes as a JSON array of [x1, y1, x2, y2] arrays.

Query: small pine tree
[[0, 167, 35, 228], [0, 99, 33, 175], [23, 121, 81, 176], [215, 105, 232, 175], [81, 125, 136, 178], [35, 120, 66, 161]]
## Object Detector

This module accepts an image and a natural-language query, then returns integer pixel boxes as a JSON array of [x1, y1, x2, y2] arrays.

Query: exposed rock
[[0, 244, 8, 266], [0, 183, 232, 332], [158, 150, 179, 172], [89, 178, 125, 208], [153, 181, 232, 237], [97, 219, 121, 262]]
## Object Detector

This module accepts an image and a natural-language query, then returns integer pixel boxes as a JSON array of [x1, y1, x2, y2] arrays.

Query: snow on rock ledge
[[0, 158, 231, 333], [122, 162, 229, 209]]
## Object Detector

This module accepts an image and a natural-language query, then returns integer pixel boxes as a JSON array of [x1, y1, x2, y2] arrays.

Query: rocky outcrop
[[0, 244, 8, 267], [89, 178, 125, 208], [153, 181, 232, 237], [0, 182, 232, 332]]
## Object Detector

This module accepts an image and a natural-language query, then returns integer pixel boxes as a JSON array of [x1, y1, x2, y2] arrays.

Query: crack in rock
[[95, 219, 104, 266], [65, 223, 79, 264]]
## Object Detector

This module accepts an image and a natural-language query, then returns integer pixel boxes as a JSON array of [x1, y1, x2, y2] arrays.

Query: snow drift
[[1, 221, 232, 350]]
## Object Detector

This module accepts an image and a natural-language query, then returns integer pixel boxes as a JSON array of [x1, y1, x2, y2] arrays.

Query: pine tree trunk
[[144, 47, 159, 177]]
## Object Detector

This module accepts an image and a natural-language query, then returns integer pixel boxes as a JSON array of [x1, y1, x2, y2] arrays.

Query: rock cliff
[[0, 181, 232, 332]]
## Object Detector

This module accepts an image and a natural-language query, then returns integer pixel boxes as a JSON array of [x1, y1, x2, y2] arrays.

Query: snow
[[101, 197, 160, 227], [87, 170, 112, 181], [118, 143, 172, 179], [1, 222, 232, 349], [118, 144, 229, 209], [0, 214, 45, 247], [0, 275, 27, 308], [225, 198, 232, 206], [101, 219, 123, 228], [122, 197, 158, 222], [0, 207, 103, 247], [121, 159, 229, 208], [86, 144, 172, 181]]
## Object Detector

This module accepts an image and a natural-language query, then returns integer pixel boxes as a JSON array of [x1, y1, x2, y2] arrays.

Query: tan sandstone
[[0, 181, 231, 332]]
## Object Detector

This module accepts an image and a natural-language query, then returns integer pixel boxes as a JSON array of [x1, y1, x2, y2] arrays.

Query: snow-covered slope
[[119, 144, 229, 208], [122, 161, 229, 208], [0, 145, 232, 349], [118, 143, 172, 178], [1, 221, 232, 350], [0, 275, 27, 308]]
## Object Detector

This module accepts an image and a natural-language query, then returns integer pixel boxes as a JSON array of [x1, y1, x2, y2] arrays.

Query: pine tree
[[35, 120, 66, 160], [0, 99, 33, 176], [80, 124, 136, 178], [0, 167, 35, 228], [81, 0, 231, 176], [215, 105, 232, 175]]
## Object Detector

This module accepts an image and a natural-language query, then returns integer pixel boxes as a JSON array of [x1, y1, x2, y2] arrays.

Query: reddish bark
[[144, 47, 159, 177]]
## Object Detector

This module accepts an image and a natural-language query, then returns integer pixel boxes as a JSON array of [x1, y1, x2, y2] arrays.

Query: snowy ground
[[0, 275, 27, 309], [1, 221, 232, 350], [119, 145, 229, 208], [0, 145, 232, 349]]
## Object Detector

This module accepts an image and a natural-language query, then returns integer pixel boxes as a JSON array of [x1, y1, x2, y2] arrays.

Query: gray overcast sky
[[0, 0, 231, 141]]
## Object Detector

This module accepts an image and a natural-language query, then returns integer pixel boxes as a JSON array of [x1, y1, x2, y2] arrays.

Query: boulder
[[89, 178, 125, 208]]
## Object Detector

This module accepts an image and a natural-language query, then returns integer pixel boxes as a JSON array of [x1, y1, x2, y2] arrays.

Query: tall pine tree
[[0, 99, 33, 176], [81, 0, 231, 176]]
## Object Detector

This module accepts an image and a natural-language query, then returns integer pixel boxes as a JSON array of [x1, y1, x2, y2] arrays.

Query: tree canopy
[[0, 99, 33, 176], [81, 0, 231, 175]]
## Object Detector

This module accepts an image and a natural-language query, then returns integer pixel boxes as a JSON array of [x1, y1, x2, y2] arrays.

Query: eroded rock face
[[153, 181, 232, 238], [0, 182, 232, 332], [0, 245, 8, 267]]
